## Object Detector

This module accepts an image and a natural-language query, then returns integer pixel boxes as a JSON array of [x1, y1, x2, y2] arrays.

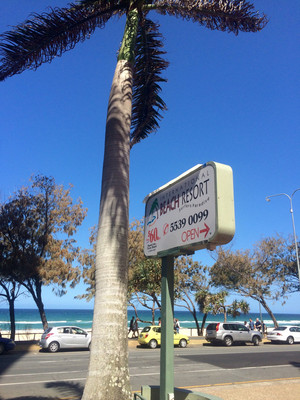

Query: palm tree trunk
[[82, 59, 133, 400]]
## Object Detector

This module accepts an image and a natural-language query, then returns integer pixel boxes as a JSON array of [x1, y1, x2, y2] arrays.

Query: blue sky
[[1, 1, 299, 314]]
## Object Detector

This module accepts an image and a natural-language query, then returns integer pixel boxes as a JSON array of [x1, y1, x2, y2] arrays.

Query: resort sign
[[144, 161, 235, 257]]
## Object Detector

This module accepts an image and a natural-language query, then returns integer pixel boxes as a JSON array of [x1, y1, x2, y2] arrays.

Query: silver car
[[205, 322, 262, 346], [39, 326, 91, 353]]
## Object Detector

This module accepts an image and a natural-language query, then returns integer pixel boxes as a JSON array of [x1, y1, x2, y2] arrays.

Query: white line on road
[[0, 364, 292, 386], [130, 364, 292, 377]]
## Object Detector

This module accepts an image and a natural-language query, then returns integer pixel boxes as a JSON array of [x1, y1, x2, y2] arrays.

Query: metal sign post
[[160, 255, 174, 400]]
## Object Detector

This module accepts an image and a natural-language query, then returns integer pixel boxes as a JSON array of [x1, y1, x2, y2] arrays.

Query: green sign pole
[[160, 255, 174, 400]]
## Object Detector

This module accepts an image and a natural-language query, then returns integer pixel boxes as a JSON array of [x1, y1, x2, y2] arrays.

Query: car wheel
[[0, 343, 5, 355], [224, 336, 233, 347], [252, 336, 260, 346], [48, 341, 60, 353], [287, 336, 294, 345], [179, 339, 187, 348], [149, 339, 158, 349]]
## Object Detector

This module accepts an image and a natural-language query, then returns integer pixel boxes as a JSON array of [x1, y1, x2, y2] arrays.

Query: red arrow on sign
[[200, 223, 210, 238]]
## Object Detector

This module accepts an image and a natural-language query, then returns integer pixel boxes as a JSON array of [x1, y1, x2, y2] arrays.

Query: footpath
[[12, 338, 300, 400]]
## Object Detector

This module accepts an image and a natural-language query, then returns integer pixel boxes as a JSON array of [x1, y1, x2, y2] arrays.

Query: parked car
[[0, 338, 16, 355], [138, 326, 190, 349], [39, 326, 91, 353], [267, 326, 300, 344], [205, 322, 262, 346]]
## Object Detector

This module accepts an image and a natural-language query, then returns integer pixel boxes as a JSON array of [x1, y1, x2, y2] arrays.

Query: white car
[[267, 326, 300, 345], [39, 326, 91, 352]]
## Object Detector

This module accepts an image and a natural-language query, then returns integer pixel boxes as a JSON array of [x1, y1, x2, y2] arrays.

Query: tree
[[174, 256, 207, 335], [0, 175, 86, 330], [129, 258, 162, 324], [195, 289, 249, 331], [0, 2, 267, 398], [273, 237, 300, 294], [0, 279, 24, 340], [209, 237, 295, 328]]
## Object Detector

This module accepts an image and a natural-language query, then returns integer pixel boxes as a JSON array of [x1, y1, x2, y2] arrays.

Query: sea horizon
[[1, 308, 300, 332]]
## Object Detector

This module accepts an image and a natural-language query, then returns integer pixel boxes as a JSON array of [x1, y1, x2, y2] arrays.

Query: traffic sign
[[144, 161, 235, 257]]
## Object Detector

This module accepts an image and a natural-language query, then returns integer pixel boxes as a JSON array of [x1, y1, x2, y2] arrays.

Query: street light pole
[[266, 189, 300, 284]]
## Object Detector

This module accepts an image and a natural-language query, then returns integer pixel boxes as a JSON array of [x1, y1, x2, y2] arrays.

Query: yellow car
[[138, 325, 190, 349]]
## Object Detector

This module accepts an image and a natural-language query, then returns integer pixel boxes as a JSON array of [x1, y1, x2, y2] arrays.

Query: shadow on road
[[46, 381, 83, 398], [3, 382, 83, 400]]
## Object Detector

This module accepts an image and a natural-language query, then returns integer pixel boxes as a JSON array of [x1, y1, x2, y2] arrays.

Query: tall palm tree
[[0, 1, 267, 399]]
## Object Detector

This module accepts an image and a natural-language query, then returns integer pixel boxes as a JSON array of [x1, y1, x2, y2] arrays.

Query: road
[[0, 343, 299, 399]]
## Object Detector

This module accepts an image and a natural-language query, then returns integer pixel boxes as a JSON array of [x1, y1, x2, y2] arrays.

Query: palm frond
[[0, 1, 127, 81], [130, 18, 169, 147], [152, 0, 267, 34]]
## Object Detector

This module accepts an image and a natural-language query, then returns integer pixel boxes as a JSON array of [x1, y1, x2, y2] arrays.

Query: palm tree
[[0, 1, 267, 399]]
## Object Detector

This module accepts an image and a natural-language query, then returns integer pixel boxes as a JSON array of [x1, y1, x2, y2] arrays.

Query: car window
[[141, 327, 151, 333], [63, 328, 71, 334], [274, 327, 287, 331], [57, 328, 64, 334], [236, 325, 248, 332], [44, 328, 53, 334], [72, 327, 86, 335], [290, 327, 296, 332], [223, 324, 235, 330], [206, 324, 217, 330]]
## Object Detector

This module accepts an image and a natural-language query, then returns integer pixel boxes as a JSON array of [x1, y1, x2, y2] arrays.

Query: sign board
[[144, 161, 235, 258]]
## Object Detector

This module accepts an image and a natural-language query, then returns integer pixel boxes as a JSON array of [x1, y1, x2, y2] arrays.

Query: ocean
[[0, 308, 300, 332]]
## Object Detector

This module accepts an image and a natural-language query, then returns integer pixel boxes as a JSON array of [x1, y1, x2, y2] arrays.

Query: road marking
[[178, 376, 300, 390], [0, 377, 86, 387], [131, 363, 292, 376], [1, 370, 84, 379]]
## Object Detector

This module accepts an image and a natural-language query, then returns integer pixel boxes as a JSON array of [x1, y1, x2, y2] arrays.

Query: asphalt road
[[0, 343, 299, 399]]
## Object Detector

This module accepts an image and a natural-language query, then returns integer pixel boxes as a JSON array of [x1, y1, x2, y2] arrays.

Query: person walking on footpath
[[174, 318, 180, 333], [128, 316, 135, 338], [133, 318, 139, 338]]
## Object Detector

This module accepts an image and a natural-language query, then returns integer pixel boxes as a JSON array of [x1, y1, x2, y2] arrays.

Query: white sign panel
[[144, 162, 235, 257]]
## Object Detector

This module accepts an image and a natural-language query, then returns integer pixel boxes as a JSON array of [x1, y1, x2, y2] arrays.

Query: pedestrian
[[244, 321, 249, 328], [128, 316, 135, 338], [261, 320, 266, 336], [174, 318, 180, 333], [158, 317, 161, 326], [133, 318, 139, 338], [255, 318, 262, 331], [249, 318, 254, 330]]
